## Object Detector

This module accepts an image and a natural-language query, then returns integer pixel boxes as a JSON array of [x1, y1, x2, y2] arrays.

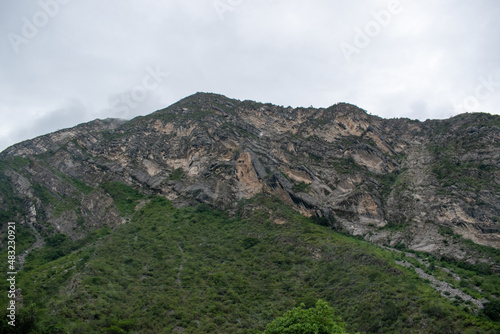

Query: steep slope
[[1, 93, 500, 333], [1, 93, 498, 263], [2, 193, 500, 333]]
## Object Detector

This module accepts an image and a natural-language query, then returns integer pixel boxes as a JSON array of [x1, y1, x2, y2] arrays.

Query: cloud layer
[[1, 0, 499, 151]]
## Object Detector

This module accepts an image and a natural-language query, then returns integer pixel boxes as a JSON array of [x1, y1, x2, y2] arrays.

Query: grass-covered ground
[[1, 187, 499, 333]]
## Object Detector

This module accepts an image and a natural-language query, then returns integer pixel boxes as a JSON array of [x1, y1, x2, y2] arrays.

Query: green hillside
[[1, 186, 499, 333]]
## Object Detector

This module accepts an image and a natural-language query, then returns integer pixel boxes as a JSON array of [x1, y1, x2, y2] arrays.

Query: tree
[[263, 300, 349, 334], [483, 299, 500, 321]]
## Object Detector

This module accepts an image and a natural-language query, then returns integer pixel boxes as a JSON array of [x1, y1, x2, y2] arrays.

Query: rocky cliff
[[1, 92, 499, 264]]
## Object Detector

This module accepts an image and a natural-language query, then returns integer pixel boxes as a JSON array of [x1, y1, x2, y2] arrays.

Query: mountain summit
[[2, 93, 498, 258], [1, 93, 500, 332]]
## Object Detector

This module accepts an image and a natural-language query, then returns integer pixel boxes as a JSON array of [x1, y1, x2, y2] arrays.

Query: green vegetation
[[70, 138, 88, 153], [0, 156, 30, 172], [263, 300, 348, 334], [0, 157, 31, 222], [0, 156, 94, 223], [438, 226, 500, 266], [71, 178, 94, 195], [55, 171, 94, 195], [156, 109, 214, 123], [381, 220, 409, 232], [332, 156, 361, 174], [134, 94, 240, 125], [1, 189, 499, 333], [168, 168, 185, 181], [388, 246, 500, 315], [292, 181, 310, 193], [433, 113, 500, 135], [22, 228, 111, 271], [484, 300, 500, 321], [431, 152, 493, 190], [309, 152, 324, 163], [32, 184, 59, 207], [53, 198, 80, 218], [100, 182, 145, 216], [366, 172, 399, 205], [430, 129, 499, 192], [375, 172, 397, 198], [0, 172, 25, 223], [32, 184, 81, 218], [0, 223, 36, 255]]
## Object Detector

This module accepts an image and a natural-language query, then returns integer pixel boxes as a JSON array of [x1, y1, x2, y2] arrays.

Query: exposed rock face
[[1, 92, 499, 263]]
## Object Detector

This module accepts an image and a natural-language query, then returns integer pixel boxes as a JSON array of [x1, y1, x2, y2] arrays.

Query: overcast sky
[[1, 0, 499, 152]]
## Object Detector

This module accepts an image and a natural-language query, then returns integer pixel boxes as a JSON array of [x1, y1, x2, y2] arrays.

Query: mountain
[[2, 92, 499, 258], [1, 92, 499, 333]]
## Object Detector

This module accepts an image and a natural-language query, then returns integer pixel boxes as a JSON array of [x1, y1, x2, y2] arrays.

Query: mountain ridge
[[1, 92, 500, 333], [1, 92, 499, 261]]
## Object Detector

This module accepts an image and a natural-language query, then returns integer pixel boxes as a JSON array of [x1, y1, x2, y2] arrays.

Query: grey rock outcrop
[[0, 93, 498, 265]]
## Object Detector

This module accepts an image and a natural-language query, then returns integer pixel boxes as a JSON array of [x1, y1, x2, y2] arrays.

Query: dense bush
[[484, 300, 500, 321], [101, 181, 145, 215], [263, 300, 348, 334], [4, 190, 499, 333]]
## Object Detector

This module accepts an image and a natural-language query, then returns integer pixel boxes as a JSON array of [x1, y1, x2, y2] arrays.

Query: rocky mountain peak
[[1, 93, 499, 265]]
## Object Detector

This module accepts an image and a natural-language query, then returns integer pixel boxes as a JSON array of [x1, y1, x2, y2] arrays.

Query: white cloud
[[0, 0, 499, 151]]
